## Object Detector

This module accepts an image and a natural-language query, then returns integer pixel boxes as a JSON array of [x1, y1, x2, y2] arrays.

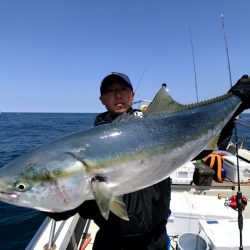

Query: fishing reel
[[219, 193, 248, 211]]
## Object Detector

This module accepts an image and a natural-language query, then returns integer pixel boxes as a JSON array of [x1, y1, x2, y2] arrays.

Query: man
[[94, 72, 137, 125], [47, 72, 171, 250], [217, 75, 250, 150], [90, 72, 172, 250]]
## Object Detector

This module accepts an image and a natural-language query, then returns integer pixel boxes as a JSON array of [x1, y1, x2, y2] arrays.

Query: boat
[[25, 143, 250, 250]]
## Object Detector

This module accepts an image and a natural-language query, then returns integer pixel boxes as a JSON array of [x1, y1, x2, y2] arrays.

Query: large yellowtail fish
[[0, 86, 242, 220]]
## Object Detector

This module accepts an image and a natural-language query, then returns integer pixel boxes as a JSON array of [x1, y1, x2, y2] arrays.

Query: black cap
[[100, 72, 133, 95]]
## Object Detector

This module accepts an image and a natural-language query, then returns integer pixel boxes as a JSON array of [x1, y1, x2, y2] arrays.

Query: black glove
[[43, 200, 100, 221], [43, 207, 78, 221], [229, 75, 250, 110]]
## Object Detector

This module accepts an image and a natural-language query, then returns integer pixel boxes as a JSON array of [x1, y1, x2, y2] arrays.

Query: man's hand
[[43, 200, 100, 221], [229, 75, 250, 110], [43, 208, 77, 221]]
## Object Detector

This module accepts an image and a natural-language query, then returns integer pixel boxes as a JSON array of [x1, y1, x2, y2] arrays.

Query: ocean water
[[0, 113, 96, 250], [0, 112, 249, 249]]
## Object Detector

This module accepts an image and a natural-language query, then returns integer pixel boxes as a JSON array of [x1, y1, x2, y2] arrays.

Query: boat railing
[[25, 215, 88, 250]]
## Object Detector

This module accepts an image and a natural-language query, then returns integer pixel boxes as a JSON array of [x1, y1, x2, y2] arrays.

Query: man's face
[[100, 82, 134, 113]]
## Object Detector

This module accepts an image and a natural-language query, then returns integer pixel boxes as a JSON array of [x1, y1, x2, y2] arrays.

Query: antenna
[[221, 15, 244, 250], [189, 28, 199, 102], [134, 66, 148, 93], [221, 14, 233, 87]]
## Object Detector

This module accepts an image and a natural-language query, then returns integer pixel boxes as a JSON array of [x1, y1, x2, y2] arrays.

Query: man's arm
[[44, 200, 100, 221], [217, 75, 250, 150]]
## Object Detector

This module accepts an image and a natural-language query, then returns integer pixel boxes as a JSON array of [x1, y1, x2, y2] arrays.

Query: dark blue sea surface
[[0, 112, 249, 249], [0, 113, 96, 250]]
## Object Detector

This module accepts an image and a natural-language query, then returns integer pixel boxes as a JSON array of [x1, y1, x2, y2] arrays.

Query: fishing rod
[[134, 66, 148, 94], [133, 100, 151, 105], [221, 14, 233, 88], [221, 13, 245, 250], [189, 28, 199, 102], [133, 67, 150, 109], [238, 115, 250, 123], [233, 124, 244, 250], [236, 121, 250, 129]]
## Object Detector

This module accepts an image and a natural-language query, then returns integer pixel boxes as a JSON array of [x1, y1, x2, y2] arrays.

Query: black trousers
[[93, 225, 167, 250]]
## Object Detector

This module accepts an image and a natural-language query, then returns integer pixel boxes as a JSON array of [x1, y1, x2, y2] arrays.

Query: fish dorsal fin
[[143, 86, 185, 116]]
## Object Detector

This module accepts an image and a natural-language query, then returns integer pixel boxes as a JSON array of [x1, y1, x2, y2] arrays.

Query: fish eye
[[15, 182, 30, 192]]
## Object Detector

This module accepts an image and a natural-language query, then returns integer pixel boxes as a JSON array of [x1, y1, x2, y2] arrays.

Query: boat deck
[[172, 181, 250, 218], [81, 179, 250, 250]]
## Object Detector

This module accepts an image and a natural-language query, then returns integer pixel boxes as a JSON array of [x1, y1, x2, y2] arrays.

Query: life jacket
[[202, 153, 224, 182]]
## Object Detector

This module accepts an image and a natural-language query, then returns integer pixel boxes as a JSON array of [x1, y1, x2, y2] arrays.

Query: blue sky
[[0, 0, 249, 113]]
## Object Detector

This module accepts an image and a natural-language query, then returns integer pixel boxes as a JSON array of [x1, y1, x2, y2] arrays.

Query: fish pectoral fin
[[91, 177, 129, 221], [110, 196, 129, 221], [91, 176, 113, 220]]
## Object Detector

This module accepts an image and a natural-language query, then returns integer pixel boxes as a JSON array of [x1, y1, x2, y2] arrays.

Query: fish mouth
[[0, 191, 18, 201]]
